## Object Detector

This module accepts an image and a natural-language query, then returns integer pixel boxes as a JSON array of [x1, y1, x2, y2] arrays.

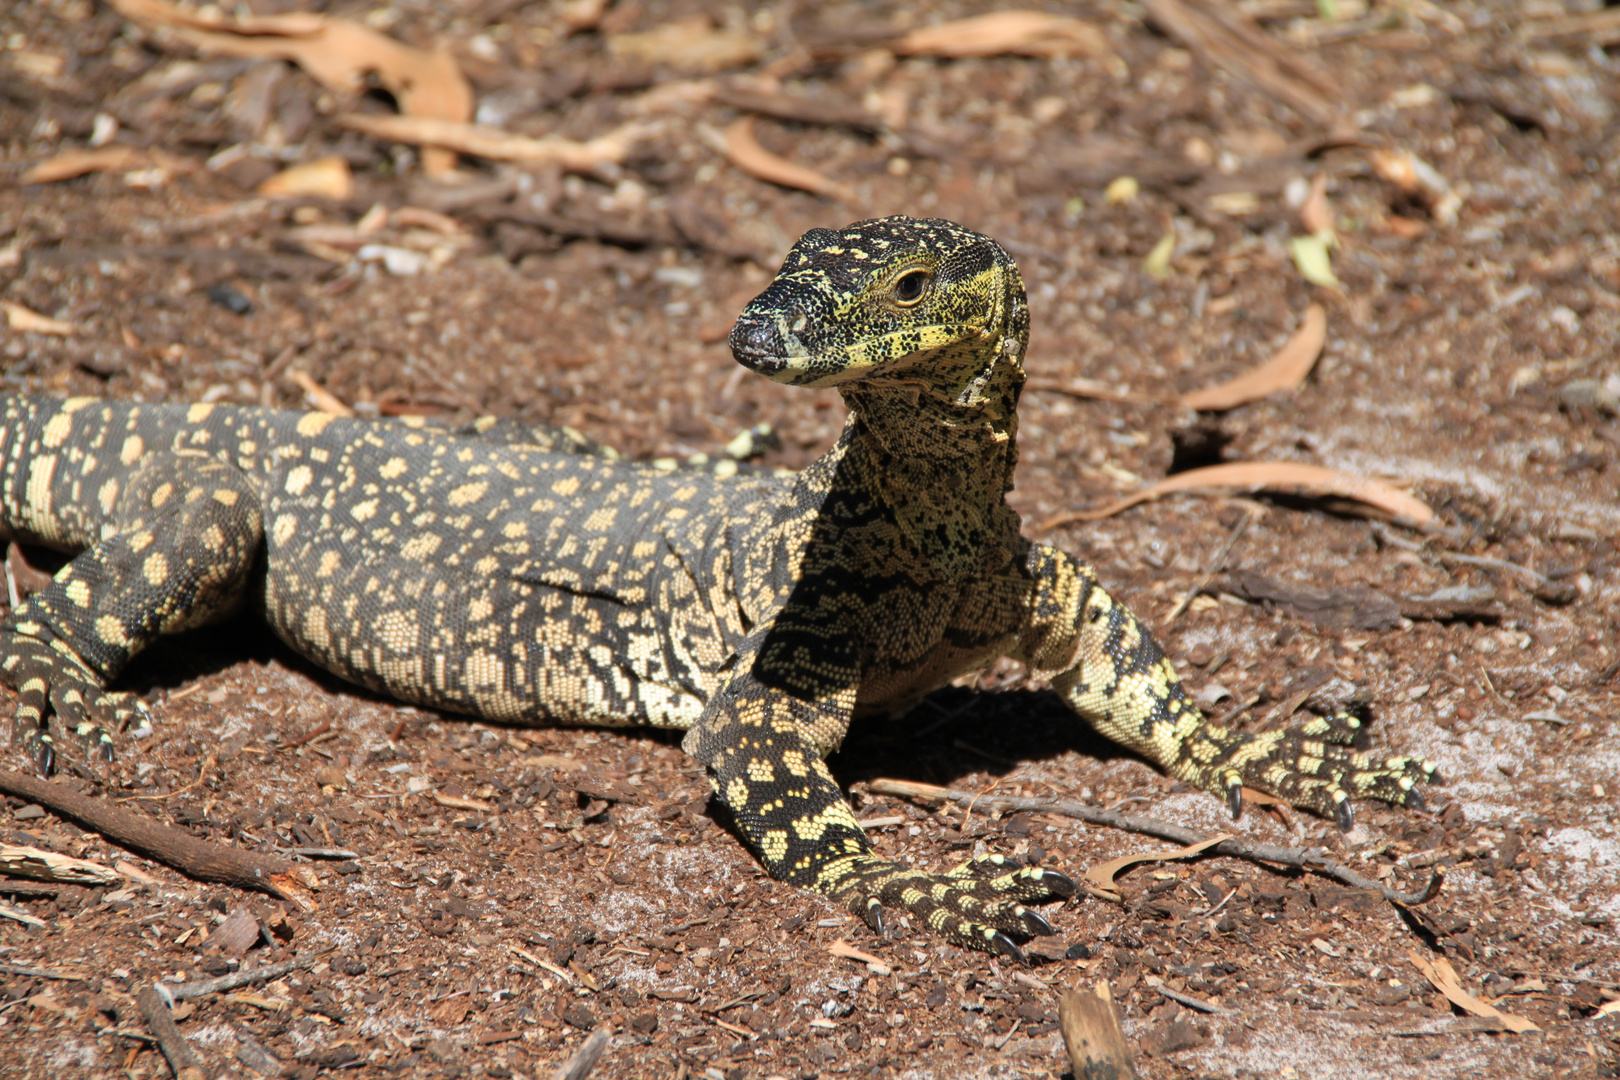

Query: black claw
[[29, 737, 56, 778], [1038, 869, 1076, 899], [1404, 787, 1427, 812], [989, 932, 1026, 965], [1226, 783, 1244, 820], [1021, 909, 1056, 937], [863, 900, 885, 937], [1333, 799, 1354, 833]]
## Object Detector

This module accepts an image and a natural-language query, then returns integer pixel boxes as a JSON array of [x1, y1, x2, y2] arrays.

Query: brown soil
[[1, 1, 1618, 1078]]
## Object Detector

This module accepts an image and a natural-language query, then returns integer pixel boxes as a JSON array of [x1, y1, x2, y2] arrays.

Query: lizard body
[[0, 217, 1433, 956]]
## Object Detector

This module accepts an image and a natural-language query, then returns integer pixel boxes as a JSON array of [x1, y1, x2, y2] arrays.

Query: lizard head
[[729, 217, 1029, 408]]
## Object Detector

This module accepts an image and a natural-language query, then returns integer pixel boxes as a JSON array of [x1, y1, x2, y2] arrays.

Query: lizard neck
[[831, 333, 1027, 578]]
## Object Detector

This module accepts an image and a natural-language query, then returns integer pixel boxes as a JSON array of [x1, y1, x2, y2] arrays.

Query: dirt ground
[[2, 0, 1619, 1077]]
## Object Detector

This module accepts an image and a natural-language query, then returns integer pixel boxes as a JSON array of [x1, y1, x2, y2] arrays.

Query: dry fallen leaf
[[1143, 226, 1176, 281], [256, 156, 353, 200], [608, 18, 762, 73], [1, 301, 77, 336], [337, 114, 650, 175], [723, 117, 852, 201], [1408, 951, 1540, 1033], [1179, 304, 1327, 411], [1037, 461, 1434, 531], [109, 0, 471, 176], [1082, 834, 1230, 900], [19, 145, 147, 185], [893, 11, 1111, 59]]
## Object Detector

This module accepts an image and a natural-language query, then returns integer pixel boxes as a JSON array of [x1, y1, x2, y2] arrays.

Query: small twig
[[0, 901, 46, 928], [551, 1026, 612, 1080], [280, 720, 332, 749], [164, 947, 335, 1002], [136, 985, 206, 1080], [1434, 551, 1551, 586], [0, 963, 88, 981], [1147, 979, 1227, 1014], [119, 755, 217, 802], [868, 778, 1441, 908], [1163, 507, 1257, 625], [0, 770, 308, 903]]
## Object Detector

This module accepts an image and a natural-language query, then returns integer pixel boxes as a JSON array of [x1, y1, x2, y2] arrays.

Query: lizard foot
[[1, 631, 140, 774], [822, 853, 1075, 962], [1202, 710, 1437, 831]]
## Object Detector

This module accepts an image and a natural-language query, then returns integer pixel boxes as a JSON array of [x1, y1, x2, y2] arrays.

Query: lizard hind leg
[[1, 455, 263, 774]]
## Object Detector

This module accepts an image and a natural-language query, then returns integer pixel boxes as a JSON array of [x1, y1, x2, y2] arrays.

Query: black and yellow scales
[[0, 217, 1434, 958]]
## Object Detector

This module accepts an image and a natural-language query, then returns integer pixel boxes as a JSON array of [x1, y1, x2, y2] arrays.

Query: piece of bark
[[0, 771, 312, 905], [1219, 569, 1404, 631], [1060, 981, 1140, 1079]]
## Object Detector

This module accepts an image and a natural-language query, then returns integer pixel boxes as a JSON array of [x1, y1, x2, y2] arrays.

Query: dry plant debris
[[1038, 461, 1435, 529]]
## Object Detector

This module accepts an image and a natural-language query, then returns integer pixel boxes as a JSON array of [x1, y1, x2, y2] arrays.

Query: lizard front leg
[[1, 455, 262, 773], [683, 630, 1072, 959], [1016, 543, 1436, 830]]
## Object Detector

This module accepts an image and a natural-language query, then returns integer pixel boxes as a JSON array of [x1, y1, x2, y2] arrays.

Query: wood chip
[[2, 301, 78, 336], [1059, 981, 1140, 1080], [826, 939, 891, 975], [0, 843, 120, 885], [1408, 950, 1539, 1033], [1180, 304, 1327, 411], [432, 792, 494, 813], [1037, 461, 1434, 530], [288, 371, 354, 417], [722, 117, 852, 201]]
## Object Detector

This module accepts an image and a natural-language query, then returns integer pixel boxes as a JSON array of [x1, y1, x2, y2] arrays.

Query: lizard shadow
[[826, 684, 1146, 792]]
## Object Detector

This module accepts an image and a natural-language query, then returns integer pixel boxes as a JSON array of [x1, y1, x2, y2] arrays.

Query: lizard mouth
[[729, 311, 812, 380]]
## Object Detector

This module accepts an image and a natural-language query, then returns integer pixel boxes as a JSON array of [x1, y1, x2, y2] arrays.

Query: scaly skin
[[0, 217, 1434, 957]]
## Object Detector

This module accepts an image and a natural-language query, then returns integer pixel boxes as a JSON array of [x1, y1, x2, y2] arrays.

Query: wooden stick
[[0, 770, 310, 904], [135, 985, 206, 1080], [867, 778, 1441, 907]]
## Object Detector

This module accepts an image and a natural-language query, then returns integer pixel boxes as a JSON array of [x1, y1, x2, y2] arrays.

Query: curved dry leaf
[[1038, 461, 1434, 530], [723, 117, 852, 201], [109, 0, 471, 176], [893, 11, 1111, 59], [1083, 834, 1231, 898], [1179, 304, 1327, 411], [20, 145, 146, 185], [337, 114, 650, 174], [1408, 951, 1539, 1034]]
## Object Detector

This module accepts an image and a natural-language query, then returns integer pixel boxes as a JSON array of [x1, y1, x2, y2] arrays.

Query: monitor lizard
[[0, 216, 1434, 958]]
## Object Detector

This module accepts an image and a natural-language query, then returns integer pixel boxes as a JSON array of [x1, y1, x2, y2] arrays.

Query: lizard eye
[[892, 269, 930, 306]]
